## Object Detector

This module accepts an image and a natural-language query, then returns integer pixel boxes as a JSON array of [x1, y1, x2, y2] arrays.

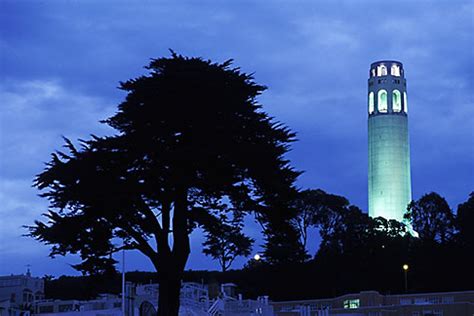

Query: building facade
[[30, 282, 272, 316], [368, 61, 412, 222], [272, 290, 474, 316], [0, 270, 44, 316]]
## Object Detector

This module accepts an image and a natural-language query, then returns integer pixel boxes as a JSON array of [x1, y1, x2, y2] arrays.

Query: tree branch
[[121, 222, 158, 261], [136, 198, 169, 253], [172, 187, 190, 270]]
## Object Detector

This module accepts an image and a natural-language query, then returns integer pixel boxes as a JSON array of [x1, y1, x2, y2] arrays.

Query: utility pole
[[122, 245, 126, 316]]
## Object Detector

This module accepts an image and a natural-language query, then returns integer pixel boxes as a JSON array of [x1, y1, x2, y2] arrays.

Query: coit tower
[[368, 60, 412, 222]]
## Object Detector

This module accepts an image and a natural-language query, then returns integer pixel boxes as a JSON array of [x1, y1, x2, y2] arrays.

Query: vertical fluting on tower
[[368, 61, 412, 222]]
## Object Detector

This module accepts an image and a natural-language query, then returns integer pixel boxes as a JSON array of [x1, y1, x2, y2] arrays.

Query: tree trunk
[[157, 266, 182, 316], [155, 253, 190, 316], [156, 188, 190, 316]]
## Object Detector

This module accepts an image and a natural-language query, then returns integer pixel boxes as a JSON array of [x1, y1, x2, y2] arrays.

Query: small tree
[[28, 53, 299, 316], [405, 192, 455, 243], [262, 218, 309, 265], [456, 192, 474, 249], [202, 212, 254, 272], [291, 189, 349, 251]]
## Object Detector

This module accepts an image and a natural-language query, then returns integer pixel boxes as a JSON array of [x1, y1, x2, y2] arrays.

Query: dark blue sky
[[1, 1, 473, 276]]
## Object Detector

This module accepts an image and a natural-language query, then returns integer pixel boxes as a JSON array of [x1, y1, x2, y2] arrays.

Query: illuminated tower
[[368, 60, 411, 222]]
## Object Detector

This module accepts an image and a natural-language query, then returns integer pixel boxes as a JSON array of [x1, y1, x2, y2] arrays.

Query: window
[[39, 305, 54, 313], [23, 290, 32, 303], [378, 89, 388, 112], [391, 64, 401, 76], [442, 296, 454, 304], [343, 299, 360, 309], [59, 304, 74, 312], [428, 297, 442, 304], [35, 291, 44, 301], [377, 65, 387, 76], [371, 68, 376, 77], [404, 92, 408, 113], [393, 90, 401, 112], [368, 92, 375, 114], [422, 310, 443, 316]]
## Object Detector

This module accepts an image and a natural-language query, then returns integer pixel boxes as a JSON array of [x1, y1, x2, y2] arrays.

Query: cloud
[[0, 80, 116, 176], [0, 80, 117, 272]]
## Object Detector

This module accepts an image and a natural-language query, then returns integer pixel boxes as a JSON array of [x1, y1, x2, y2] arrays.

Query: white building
[[30, 281, 272, 316], [0, 270, 44, 316]]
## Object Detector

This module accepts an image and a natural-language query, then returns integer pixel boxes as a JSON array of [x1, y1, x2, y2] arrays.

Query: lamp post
[[122, 244, 126, 316], [403, 264, 409, 293]]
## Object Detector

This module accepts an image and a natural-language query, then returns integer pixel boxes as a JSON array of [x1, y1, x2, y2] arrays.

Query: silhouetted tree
[[27, 53, 299, 316], [291, 189, 348, 250], [202, 212, 254, 272], [308, 191, 350, 251], [305, 197, 413, 294], [42, 274, 55, 281], [456, 192, 474, 248], [317, 205, 369, 256], [262, 219, 309, 264], [405, 192, 455, 243]]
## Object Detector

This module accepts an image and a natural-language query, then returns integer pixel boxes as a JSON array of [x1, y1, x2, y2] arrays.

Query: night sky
[[1, 1, 473, 276]]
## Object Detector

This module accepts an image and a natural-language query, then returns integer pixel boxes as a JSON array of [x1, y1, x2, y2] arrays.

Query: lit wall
[[368, 115, 411, 221]]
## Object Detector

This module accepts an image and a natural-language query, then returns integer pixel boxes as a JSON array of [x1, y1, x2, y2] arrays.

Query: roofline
[[271, 289, 474, 304], [371, 60, 403, 67]]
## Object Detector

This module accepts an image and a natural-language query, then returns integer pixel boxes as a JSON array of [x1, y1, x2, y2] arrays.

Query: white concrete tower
[[368, 60, 412, 222]]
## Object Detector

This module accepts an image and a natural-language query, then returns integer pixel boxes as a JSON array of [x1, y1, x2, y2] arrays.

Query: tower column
[[368, 60, 412, 222]]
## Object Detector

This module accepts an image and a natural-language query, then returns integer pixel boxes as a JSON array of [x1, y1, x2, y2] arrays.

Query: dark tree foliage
[[202, 212, 254, 272], [27, 53, 299, 316], [43, 192, 474, 302], [405, 192, 455, 243], [262, 218, 309, 265], [456, 191, 474, 249], [265, 188, 413, 293], [290, 190, 412, 295], [258, 191, 310, 265], [291, 189, 349, 250]]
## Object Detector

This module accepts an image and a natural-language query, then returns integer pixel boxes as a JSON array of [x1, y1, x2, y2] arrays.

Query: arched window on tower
[[371, 68, 376, 77], [377, 65, 387, 76], [404, 92, 408, 113], [391, 64, 400, 76], [368, 92, 374, 114], [378, 90, 387, 113], [392, 90, 401, 112]]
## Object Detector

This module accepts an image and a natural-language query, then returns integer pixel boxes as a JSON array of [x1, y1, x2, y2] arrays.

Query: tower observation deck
[[368, 61, 412, 222]]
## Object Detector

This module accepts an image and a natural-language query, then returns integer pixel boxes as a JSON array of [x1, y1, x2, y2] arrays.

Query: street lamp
[[253, 254, 261, 261], [402, 264, 409, 293]]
